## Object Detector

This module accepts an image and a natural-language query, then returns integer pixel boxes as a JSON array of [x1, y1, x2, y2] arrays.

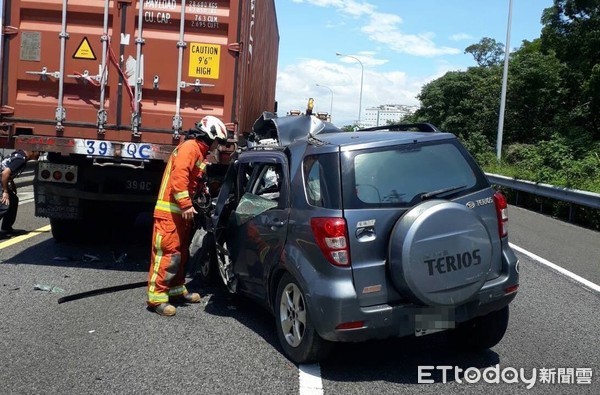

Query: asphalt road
[[0, 183, 598, 394]]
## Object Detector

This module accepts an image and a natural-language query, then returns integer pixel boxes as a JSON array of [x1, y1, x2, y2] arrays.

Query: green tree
[[541, 0, 600, 139], [503, 39, 564, 144], [464, 37, 505, 67], [413, 66, 501, 145]]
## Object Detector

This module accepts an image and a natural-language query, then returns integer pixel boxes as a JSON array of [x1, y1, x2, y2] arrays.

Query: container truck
[[0, 0, 279, 241]]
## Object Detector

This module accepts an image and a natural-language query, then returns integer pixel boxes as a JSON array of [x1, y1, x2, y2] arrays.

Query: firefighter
[[1, 149, 40, 238], [147, 116, 227, 316]]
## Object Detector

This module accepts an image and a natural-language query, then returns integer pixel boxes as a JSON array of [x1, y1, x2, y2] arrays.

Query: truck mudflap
[[16, 135, 173, 162]]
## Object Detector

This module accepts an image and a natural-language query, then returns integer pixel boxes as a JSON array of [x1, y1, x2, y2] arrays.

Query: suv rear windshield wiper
[[421, 185, 468, 201]]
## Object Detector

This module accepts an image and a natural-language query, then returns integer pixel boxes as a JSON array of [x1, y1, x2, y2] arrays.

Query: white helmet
[[198, 116, 227, 142]]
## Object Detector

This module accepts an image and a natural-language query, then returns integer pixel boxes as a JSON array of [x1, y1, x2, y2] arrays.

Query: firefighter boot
[[171, 292, 201, 304], [154, 303, 177, 316]]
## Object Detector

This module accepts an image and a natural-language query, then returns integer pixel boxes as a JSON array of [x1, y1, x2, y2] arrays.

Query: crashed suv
[[193, 111, 519, 364]]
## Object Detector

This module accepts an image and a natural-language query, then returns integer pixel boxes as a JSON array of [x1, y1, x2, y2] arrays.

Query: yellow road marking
[[0, 224, 52, 249]]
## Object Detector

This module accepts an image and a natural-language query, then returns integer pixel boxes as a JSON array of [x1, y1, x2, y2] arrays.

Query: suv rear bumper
[[307, 250, 519, 343]]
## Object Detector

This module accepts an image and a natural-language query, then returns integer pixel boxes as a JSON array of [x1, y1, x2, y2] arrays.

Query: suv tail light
[[494, 191, 508, 238], [310, 217, 351, 267]]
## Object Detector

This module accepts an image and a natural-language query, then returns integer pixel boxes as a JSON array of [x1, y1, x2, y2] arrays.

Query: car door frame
[[225, 149, 291, 302]]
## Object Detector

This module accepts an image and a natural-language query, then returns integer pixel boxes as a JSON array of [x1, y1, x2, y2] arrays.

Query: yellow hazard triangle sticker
[[73, 37, 97, 60]]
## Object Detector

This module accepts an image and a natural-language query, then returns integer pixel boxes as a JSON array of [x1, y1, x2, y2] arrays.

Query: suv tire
[[275, 273, 331, 364], [447, 306, 509, 350]]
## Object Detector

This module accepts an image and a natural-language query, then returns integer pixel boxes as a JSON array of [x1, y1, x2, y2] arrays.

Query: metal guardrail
[[486, 173, 600, 210]]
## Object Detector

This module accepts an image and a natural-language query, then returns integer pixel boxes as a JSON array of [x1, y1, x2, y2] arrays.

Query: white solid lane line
[[510, 242, 600, 293], [299, 363, 324, 395]]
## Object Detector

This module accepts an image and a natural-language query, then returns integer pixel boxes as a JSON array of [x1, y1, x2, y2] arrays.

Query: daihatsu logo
[[466, 201, 476, 209]]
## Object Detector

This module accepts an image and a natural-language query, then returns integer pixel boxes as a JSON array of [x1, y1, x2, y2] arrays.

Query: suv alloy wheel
[[275, 273, 331, 363]]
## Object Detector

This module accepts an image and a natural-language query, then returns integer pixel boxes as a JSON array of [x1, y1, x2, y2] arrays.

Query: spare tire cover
[[389, 200, 492, 306]]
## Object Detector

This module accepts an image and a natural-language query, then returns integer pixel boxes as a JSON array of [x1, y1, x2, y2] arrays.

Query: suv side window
[[303, 153, 342, 209], [251, 164, 283, 202]]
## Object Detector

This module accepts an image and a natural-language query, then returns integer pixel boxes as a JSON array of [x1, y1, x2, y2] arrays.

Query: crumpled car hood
[[251, 111, 342, 146]]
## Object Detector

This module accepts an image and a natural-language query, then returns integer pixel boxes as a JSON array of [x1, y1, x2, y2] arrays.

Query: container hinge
[[0, 106, 15, 115], [228, 42, 242, 53], [3, 26, 18, 36], [97, 109, 108, 134], [179, 79, 214, 93], [55, 107, 66, 132], [172, 115, 183, 140], [131, 113, 141, 138]]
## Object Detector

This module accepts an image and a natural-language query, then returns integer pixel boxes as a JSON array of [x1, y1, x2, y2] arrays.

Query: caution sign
[[73, 37, 97, 60], [188, 43, 220, 79]]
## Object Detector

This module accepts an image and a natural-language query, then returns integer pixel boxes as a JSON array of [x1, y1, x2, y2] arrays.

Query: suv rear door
[[340, 138, 499, 307]]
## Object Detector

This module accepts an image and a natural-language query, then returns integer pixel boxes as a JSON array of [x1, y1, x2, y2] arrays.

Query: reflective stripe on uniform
[[148, 291, 169, 304], [158, 155, 174, 200], [168, 285, 187, 297], [173, 190, 189, 200], [148, 233, 165, 297], [155, 200, 182, 214]]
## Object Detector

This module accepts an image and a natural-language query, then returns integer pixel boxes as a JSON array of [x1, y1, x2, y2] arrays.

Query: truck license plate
[[75, 140, 154, 160], [125, 180, 153, 192]]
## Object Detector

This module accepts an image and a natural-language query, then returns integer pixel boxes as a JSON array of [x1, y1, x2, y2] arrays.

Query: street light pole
[[497, 0, 513, 162], [315, 84, 334, 116], [336, 52, 364, 126]]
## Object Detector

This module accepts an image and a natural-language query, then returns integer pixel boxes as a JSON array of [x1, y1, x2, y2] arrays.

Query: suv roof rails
[[246, 145, 288, 152], [358, 122, 440, 133]]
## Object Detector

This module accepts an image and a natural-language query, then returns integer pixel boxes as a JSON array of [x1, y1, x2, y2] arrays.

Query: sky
[[274, 0, 555, 126]]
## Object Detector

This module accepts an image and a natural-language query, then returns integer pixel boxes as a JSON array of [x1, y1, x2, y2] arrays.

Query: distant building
[[361, 104, 419, 128]]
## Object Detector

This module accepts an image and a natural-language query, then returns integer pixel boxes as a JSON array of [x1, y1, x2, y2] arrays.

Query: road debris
[[82, 254, 101, 263], [113, 252, 128, 264], [52, 256, 74, 262], [34, 284, 65, 293]]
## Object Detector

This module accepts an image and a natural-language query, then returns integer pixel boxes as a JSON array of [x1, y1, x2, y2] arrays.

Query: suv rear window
[[341, 140, 489, 209]]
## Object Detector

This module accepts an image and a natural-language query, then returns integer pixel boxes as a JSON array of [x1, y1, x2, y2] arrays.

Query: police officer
[[0, 149, 40, 237]]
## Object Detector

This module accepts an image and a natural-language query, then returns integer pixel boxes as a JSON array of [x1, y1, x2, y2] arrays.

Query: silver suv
[[192, 111, 519, 364]]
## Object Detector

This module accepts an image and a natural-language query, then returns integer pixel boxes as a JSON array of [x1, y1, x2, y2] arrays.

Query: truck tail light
[[310, 217, 351, 267], [494, 191, 508, 238], [65, 171, 76, 182], [38, 163, 78, 184]]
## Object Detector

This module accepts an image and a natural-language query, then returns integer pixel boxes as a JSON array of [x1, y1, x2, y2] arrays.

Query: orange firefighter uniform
[[147, 139, 209, 307]]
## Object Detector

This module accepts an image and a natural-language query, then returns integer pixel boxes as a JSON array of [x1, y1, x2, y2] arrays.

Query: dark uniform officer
[[0, 149, 40, 237]]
